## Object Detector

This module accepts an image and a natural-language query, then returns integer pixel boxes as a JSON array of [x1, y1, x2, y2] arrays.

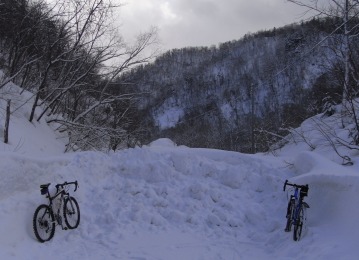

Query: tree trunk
[[29, 91, 41, 122], [341, 0, 350, 127]]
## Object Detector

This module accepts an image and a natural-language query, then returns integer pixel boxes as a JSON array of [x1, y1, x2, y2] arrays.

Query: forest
[[1, 0, 358, 153], [120, 16, 359, 153], [0, 0, 158, 151]]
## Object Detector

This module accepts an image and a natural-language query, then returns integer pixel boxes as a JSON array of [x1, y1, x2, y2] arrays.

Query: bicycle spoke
[[63, 197, 80, 229], [33, 205, 55, 242]]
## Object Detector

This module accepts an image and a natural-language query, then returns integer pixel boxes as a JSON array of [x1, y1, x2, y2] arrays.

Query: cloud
[[117, 0, 307, 50]]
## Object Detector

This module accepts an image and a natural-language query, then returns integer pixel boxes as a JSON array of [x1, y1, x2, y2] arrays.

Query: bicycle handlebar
[[55, 181, 78, 192], [283, 180, 308, 191]]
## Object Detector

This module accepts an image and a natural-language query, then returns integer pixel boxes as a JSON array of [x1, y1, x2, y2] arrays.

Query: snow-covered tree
[[288, 0, 359, 145]]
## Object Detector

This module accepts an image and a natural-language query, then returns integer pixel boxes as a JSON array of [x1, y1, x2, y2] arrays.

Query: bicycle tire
[[63, 196, 80, 229], [293, 206, 305, 241], [285, 199, 295, 232], [33, 204, 55, 242]]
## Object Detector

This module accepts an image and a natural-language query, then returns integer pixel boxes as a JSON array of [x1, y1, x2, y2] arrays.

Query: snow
[[154, 98, 184, 130], [156, 107, 184, 129], [0, 83, 67, 156], [0, 82, 359, 259]]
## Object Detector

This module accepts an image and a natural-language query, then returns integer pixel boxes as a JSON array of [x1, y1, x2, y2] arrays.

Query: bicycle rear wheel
[[63, 196, 80, 229], [293, 206, 305, 241], [285, 199, 295, 232], [33, 204, 55, 242]]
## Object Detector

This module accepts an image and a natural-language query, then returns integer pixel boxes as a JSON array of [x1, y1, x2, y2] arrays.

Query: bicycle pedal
[[64, 227, 68, 230]]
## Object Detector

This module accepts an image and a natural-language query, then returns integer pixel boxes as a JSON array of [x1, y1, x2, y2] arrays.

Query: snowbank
[[0, 77, 359, 259]]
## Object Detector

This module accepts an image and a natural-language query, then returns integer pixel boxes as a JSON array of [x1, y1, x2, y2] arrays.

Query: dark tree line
[[2, 0, 358, 154], [120, 16, 359, 153], [0, 0, 158, 151]]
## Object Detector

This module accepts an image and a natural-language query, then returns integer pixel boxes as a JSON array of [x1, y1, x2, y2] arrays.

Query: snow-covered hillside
[[0, 81, 67, 156], [0, 83, 359, 259]]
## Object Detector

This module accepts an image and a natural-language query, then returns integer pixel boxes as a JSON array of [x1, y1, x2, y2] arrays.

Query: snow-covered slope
[[0, 81, 67, 156], [0, 81, 359, 259]]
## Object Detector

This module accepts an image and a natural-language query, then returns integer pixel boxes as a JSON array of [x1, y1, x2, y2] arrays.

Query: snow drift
[[0, 78, 359, 259]]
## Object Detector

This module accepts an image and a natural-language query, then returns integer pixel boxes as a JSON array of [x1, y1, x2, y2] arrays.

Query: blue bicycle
[[283, 180, 310, 241]]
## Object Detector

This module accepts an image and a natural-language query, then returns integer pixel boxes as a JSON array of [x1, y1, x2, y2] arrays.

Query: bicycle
[[283, 180, 310, 241], [33, 181, 80, 243]]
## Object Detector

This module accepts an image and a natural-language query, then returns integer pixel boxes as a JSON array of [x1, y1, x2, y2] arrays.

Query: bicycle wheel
[[293, 206, 305, 241], [63, 196, 80, 229], [285, 199, 295, 232], [33, 204, 55, 242]]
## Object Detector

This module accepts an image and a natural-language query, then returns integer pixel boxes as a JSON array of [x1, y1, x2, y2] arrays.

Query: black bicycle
[[33, 181, 80, 242], [283, 180, 310, 241]]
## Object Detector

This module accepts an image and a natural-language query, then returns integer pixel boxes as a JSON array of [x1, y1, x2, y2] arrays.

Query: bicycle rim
[[293, 207, 304, 241], [285, 199, 295, 232], [63, 197, 80, 229], [33, 205, 55, 242]]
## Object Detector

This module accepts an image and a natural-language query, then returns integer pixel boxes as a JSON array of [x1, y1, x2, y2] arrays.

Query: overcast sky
[[117, 0, 309, 51]]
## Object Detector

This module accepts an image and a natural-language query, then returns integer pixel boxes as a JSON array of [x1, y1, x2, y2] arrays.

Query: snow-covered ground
[[0, 83, 359, 259]]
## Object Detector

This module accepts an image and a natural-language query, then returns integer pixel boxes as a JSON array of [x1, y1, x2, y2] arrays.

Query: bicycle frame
[[51, 190, 66, 227], [41, 181, 78, 228], [291, 187, 302, 227], [34, 181, 80, 242]]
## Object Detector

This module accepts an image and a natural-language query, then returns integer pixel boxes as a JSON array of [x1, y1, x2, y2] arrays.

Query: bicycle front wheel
[[33, 204, 55, 242], [285, 199, 295, 232], [293, 206, 305, 241], [63, 196, 80, 229]]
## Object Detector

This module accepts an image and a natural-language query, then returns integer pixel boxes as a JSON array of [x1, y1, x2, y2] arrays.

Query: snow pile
[[0, 78, 359, 258], [0, 135, 358, 259], [0, 140, 286, 259]]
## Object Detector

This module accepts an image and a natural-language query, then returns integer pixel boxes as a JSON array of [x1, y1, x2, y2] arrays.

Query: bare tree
[[0, 0, 56, 90], [288, 0, 359, 145], [0, 0, 158, 151], [34, 0, 160, 151]]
